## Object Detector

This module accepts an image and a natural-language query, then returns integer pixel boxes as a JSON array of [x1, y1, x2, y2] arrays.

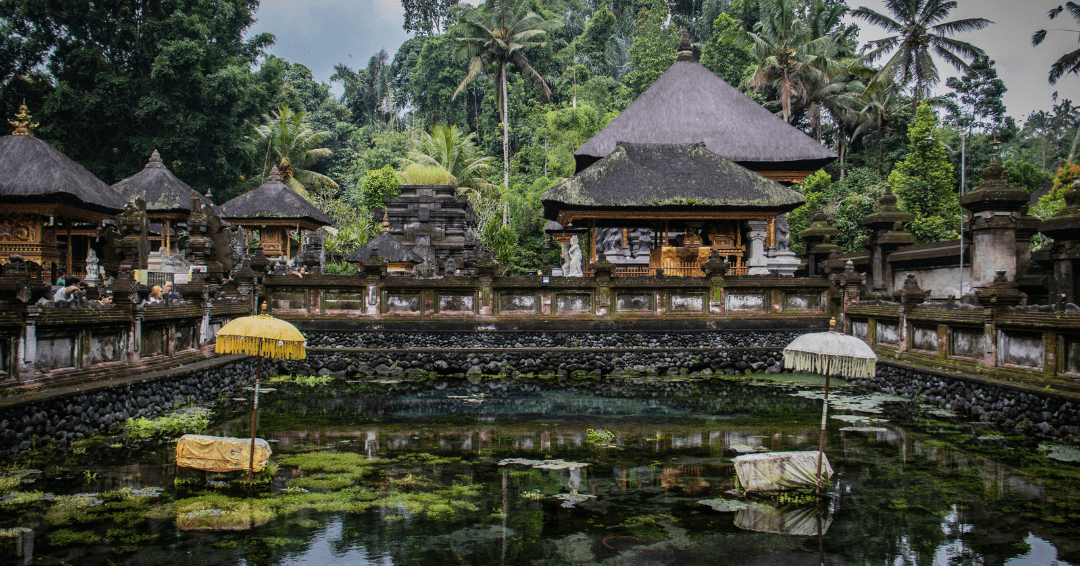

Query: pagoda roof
[[574, 60, 836, 173], [345, 232, 423, 264], [112, 150, 212, 215], [218, 167, 332, 228], [543, 142, 805, 220], [0, 134, 126, 215]]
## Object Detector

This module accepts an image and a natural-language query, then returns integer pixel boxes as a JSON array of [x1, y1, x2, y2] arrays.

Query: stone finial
[[983, 154, 1003, 181], [145, 149, 164, 169], [8, 100, 37, 136], [381, 210, 391, 233], [268, 165, 283, 183], [864, 185, 914, 229], [676, 27, 695, 62]]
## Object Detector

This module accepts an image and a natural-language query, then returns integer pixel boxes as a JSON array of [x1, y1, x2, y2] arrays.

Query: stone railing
[[262, 272, 834, 328], [0, 299, 251, 387], [845, 292, 1080, 392]]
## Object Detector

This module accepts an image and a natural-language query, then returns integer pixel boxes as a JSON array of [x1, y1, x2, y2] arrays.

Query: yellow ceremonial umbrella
[[215, 308, 306, 484]]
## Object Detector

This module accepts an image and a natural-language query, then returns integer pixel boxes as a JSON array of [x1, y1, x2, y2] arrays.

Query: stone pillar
[[960, 156, 1030, 288], [745, 220, 770, 275], [130, 305, 144, 363], [1039, 179, 1080, 304], [838, 260, 864, 333], [799, 213, 839, 277], [199, 301, 211, 347], [862, 187, 914, 296], [592, 259, 613, 316], [17, 307, 38, 382]]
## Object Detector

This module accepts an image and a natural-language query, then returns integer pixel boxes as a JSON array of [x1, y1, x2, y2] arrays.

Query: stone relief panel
[[385, 293, 422, 313], [670, 293, 705, 312], [951, 328, 984, 359], [876, 322, 900, 345], [998, 332, 1043, 369], [616, 293, 652, 312], [90, 331, 126, 364], [324, 292, 366, 314], [556, 294, 592, 313], [500, 293, 538, 313], [438, 293, 476, 313], [784, 293, 822, 312], [911, 326, 938, 352], [852, 321, 868, 340], [726, 294, 765, 312], [37, 334, 75, 369]]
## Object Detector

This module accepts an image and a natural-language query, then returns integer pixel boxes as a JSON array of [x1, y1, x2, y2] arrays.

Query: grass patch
[[126, 411, 210, 440], [268, 374, 334, 387]]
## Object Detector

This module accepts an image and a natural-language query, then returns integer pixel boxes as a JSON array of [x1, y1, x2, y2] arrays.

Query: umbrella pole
[[815, 372, 831, 495], [249, 356, 262, 486]]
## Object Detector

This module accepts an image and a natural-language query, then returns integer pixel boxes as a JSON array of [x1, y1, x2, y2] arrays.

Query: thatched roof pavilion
[[0, 104, 126, 279], [218, 166, 332, 257], [112, 150, 213, 253], [543, 142, 805, 223], [573, 41, 836, 183]]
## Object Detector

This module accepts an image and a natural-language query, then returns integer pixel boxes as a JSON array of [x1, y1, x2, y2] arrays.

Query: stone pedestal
[[862, 188, 915, 295], [765, 247, 800, 276], [1040, 179, 1080, 303], [745, 220, 770, 275], [961, 157, 1030, 289]]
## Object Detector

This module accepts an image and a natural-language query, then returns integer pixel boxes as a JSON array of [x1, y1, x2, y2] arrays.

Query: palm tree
[[254, 104, 339, 196], [804, 71, 866, 177], [401, 124, 497, 198], [451, 0, 560, 197], [1032, 2, 1080, 85], [851, 0, 991, 108], [857, 84, 906, 175], [726, 0, 851, 123]]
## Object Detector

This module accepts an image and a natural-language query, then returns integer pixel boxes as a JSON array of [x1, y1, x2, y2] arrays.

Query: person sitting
[[162, 281, 180, 302], [147, 285, 164, 304], [52, 276, 86, 308], [289, 266, 308, 278]]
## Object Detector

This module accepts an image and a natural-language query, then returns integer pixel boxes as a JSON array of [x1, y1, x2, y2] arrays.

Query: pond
[[1, 373, 1079, 566]]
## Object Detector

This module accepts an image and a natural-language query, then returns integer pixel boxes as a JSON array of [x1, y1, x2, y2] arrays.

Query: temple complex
[[542, 36, 830, 277], [218, 166, 332, 258], [0, 104, 126, 282], [112, 150, 214, 255]]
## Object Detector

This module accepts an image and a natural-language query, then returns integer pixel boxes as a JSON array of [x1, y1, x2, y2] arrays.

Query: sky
[[246, 0, 1079, 123]]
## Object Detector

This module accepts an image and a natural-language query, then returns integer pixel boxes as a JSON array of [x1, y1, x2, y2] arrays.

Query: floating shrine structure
[[112, 150, 213, 254], [218, 167, 332, 258]]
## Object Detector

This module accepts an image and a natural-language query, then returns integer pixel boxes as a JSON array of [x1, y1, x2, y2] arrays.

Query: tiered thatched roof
[[0, 134, 126, 215], [345, 232, 423, 264], [218, 167, 332, 228], [112, 150, 212, 215], [573, 60, 837, 174], [542, 143, 805, 220]]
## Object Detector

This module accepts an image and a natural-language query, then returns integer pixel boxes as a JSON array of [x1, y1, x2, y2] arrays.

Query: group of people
[[51, 275, 112, 308], [146, 281, 181, 305]]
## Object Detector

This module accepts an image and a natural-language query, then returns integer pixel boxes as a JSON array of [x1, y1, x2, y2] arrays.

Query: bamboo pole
[[248, 356, 262, 486], [815, 371, 830, 495]]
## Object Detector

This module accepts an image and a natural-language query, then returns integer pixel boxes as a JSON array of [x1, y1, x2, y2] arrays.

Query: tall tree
[[451, 0, 560, 198], [624, 0, 677, 98], [888, 103, 958, 243], [1032, 2, 1080, 85], [852, 0, 991, 107], [401, 124, 496, 197], [0, 0, 280, 197], [253, 104, 339, 197], [943, 56, 1014, 139], [402, 0, 460, 36], [726, 0, 851, 122]]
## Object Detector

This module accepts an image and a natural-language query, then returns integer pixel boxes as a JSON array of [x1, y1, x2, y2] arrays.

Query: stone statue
[[185, 198, 211, 265], [116, 197, 149, 273], [84, 248, 100, 285], [565, 235, 583, 277], [207, 214, 236, 274], [775, 214, 791, 252], [599, 228, 623, 255], [444, 256, 457, 276]]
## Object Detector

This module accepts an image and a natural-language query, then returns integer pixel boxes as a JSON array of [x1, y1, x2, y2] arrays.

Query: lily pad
[[699, 498, 748, 512], [1039, 444, 1080, 463], [839, 426, 890, 433], [498, 458, 589, 471], [727, 444, 768, 454]]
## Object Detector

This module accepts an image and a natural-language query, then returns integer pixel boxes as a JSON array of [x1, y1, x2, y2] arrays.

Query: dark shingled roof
[[0, 134, 126, 214], [574, 60, 836, 173], [345, 232, 424, 264], [112, 150, 212, 214], [218, 167, 332, 227], [543, 143, 806, 220]]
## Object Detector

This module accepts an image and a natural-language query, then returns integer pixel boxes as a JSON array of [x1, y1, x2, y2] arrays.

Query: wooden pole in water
[[248, 355, 262, 486], [812, 373, 829, 496]]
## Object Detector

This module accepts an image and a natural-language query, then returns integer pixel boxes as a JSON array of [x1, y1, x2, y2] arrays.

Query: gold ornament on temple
[[9, 100, 38, 136]]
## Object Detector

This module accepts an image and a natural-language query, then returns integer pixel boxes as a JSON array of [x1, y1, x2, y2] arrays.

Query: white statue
[[565, 235, 583, 277], [84, 249, 100, 285]]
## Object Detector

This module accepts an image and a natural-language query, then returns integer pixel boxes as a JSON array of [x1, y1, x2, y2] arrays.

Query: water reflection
[[0, 377, 1077, 566]]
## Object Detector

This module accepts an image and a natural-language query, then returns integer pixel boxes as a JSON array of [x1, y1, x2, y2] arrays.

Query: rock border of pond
[[855, 361, 1080, 442], [0, 355, 254, 457]]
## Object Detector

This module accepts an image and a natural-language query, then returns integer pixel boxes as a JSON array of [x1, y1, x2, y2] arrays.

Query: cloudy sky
[[246, 0, 1078, 122]]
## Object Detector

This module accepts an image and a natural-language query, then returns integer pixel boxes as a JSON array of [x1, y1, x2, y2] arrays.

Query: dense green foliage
[[0, 0, 1074, 272]]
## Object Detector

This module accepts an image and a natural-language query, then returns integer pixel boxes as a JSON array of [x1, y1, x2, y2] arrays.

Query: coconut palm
[[726, 0, 852, 123], [254, 104, 339, 196], [857, 84, 907, 175], [851, 0, 991, 107], [401, 124, 497, 198], [451, 0, 560, 196], [1032, 2, 1080, 85]]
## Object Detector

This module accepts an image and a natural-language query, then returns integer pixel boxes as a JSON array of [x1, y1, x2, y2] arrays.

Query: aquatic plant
[[0, 490, 49, 508], [126, 411, 210, 439], [587, 428, 617, 448], [269, 374, 334, 387], [175, 494, 273, 530], [0, 475, 20, 494], [47, 528, 101, 546]]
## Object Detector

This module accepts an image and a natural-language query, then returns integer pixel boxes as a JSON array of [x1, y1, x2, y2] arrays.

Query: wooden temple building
[[543, 36, 835, 277], [112, 150, 213, 254], [0, 104, 126, 282], [218, 166, 332, 258]]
